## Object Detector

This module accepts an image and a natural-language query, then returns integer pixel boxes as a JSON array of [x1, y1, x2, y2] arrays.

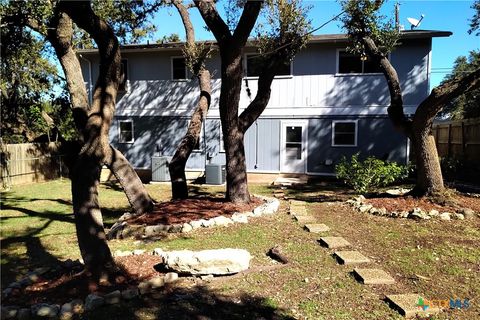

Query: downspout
[[79, 54, 93, 104]]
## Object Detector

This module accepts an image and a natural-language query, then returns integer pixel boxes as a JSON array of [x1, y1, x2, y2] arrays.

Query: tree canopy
[[438, 51, 480, 120]]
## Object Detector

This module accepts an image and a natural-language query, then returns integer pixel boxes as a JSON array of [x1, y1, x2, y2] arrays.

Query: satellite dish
[[407, 14, 425, 30]]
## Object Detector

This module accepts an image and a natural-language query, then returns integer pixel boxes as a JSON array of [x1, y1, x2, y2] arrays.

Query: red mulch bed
[[365, 194, 480, 213], [2, 254, 164, 307], [127, 196, 263, 225]]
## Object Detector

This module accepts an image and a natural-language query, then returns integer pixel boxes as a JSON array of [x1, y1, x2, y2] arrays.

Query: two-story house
[[79, 30, 451, 180]]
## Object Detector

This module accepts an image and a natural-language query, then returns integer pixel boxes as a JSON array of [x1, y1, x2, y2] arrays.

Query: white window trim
[[118, 119, 134, 144], [331, 120, 358, 147], [119, 58, 129, 92], [171, 56, 188, 81], [335, 49, 387, 76], [244, 53, 293, 79], [187, 120, 205, 152]]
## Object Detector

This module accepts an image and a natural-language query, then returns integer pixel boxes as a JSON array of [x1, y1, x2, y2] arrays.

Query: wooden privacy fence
[[432, 118, 480, 162], [0, 142, 66, 188]]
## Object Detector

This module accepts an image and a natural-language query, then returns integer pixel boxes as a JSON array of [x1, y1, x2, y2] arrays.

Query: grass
[[1, 179, 479, 319]]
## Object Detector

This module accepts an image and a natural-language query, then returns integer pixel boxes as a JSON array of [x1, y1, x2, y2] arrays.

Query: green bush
[[335, 154, 409, 194]]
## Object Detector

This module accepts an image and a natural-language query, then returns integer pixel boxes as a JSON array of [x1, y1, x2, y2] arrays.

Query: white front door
[[280, 121, 308, 173]]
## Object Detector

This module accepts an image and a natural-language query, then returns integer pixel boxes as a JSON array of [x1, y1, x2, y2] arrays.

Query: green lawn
[[1, 180, 478, 319]]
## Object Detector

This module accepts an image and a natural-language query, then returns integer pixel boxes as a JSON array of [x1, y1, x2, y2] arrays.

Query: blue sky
[[150, 0, 479, 90]]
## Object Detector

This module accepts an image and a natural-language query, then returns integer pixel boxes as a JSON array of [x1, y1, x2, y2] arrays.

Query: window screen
[[172, 57, 187, 80], [246, 54, 291, 77], [119, 120, 134, 143], [333, 122, 356, 146], [338, 51, 383, 74]]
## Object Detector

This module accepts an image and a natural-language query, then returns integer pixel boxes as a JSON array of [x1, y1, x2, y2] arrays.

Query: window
[[332, 121, 357, 147], [119, 59, 128, 91], [245, 54, 291, 77], [119, 120, 134, 143], [187, 120, 204, 151], [285, 126, 303, 159], [171, 57, 187, 80], [337, 50, 382, 74]]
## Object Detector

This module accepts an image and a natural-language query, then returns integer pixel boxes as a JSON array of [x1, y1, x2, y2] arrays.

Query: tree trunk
[[220, 51, 250, 203], [169, 69, 211, 199], [71, 154, 114, 281], [48, 7, 153, 215], [106, 146, 154, 213], [411, 129, 444, 195]]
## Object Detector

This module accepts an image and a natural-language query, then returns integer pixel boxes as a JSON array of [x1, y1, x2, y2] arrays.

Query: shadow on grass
[[89, 285, 295, 320]]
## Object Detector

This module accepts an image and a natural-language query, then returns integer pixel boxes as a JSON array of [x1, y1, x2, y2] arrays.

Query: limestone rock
[[114, 250, 132, 257], [107, 221, 128, 240], [85, 294, 104, 311], [160, 248, 251, 275], [145, 224, 169, 237], [189, 220, 203, 229], [59, 299, 84, 320], [359, 204, 373, 213], [164, 272, 179, 283], [168, 224, 183, 233], [181, 223, 193, 233], [440, 212, 451, 221], [104, 290, 121, 304], [428, 209, 439, 217], [460, 208, 475, 219], [1, 306, 18, 319], [137, 281, 151, 295], [148, 276, 165, 289], [231, 213, 248, 224], [152, 248, 164, 256], [211, 216, 233, 226], [31, 303, 59, 318], [133, 249, 145, 255], [454, 213, 465, 220], [409, 208, 429, 220], [200, 219, 214, 228]]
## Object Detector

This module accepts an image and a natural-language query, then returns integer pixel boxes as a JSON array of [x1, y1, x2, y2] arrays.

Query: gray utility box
[[151, 156, 170, 182], [205, 164, 226, 185]]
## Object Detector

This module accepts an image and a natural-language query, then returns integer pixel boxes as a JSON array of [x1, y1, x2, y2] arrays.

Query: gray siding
[[307, 117, 407, 174]]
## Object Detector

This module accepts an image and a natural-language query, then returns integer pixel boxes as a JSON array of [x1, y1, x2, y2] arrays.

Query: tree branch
[[232, 0, 263, 46], [173, 0, 195, 47], [414, 67, 480, 126], [194, 0, 231, 44], [363, 36, 411, 131]]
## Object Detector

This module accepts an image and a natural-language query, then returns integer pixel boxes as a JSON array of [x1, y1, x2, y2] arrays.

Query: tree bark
[[169, 1, 212, 199], [196, 0, 262, 203], [169, 70, 212, 199], [48, 3, 153, 214]]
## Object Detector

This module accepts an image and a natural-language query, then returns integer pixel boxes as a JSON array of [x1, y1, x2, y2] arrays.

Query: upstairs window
[[245, 54, 291, 77], [119, 120, 134, 143], [337, 51, 382, 74], [332, 121, 357, 147], [172, 57, 187, 80], [119, 59, 128, 91]]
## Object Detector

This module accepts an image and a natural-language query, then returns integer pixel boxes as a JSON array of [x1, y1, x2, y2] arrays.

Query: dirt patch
[[116, 254, 163, 281], [364, 194, 480, 213], [127, 196, 263, 225]]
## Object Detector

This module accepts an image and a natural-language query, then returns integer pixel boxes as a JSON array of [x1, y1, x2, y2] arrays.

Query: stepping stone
[[333, 251, 371, 265], [290, 208, 308, 215], [386, 294, 441, 318], [304, 223, 330, 233], [294, 215, 316, 224], [319, 236, 351, 249], [353, 268, 395, 285]]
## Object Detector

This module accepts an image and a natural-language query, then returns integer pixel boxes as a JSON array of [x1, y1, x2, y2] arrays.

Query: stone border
[[107, 195, 280, 239], [1, 248, 206, 319], [346, 195, 477, 221]]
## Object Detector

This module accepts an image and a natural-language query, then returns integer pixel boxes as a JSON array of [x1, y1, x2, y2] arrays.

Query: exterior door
[[280, 121, 307, 173]]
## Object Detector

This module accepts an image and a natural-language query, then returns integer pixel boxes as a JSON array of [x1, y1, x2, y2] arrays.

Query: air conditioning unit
[[205, 164, 226, 185], [151, 156, 170, 182]]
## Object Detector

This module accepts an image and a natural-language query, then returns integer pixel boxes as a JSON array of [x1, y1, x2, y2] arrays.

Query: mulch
[[2, 254, 165, 307], [127, 196, 263, 225]]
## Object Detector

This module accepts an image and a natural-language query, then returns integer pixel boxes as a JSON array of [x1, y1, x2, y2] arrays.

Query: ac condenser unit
[[151, 156, 170, 182], [205, 164, 226, 185]]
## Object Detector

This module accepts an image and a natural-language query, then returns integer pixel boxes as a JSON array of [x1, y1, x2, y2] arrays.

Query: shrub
[[335, 154, 409, 194]]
